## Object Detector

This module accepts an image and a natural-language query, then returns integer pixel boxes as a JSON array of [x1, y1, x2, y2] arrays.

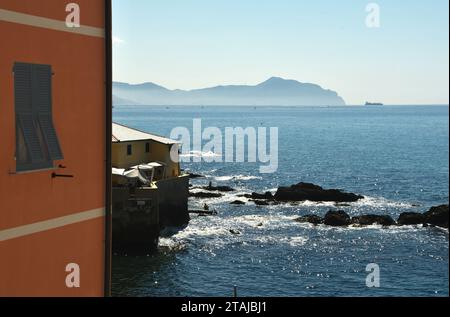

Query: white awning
[[123, 169, 150, 184], [131, 165, 154, 171], [148, 162, 165, 167], [131, 162, 164, 170], [112, 168, 126, 176]]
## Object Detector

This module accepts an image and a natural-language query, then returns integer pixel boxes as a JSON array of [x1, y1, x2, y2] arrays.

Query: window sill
[[9, 167, 59, 176]]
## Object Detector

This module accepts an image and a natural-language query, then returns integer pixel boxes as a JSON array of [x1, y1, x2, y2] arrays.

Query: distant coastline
[[113, 77, 346, 107]]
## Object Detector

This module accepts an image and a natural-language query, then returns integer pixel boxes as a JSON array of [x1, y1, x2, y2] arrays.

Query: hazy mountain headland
[[113, 77, 346, 106]]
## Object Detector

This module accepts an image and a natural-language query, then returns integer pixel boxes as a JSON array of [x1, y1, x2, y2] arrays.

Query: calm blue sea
[[112, 105, 449, 297]]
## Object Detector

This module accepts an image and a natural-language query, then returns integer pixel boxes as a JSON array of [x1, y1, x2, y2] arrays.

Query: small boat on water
[[365, 102, 384, 106]]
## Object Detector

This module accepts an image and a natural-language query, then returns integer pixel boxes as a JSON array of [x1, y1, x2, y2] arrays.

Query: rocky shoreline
[[189, 181, 449, 230], [295, 205, 449, 229], [190, 182, 366, 204]]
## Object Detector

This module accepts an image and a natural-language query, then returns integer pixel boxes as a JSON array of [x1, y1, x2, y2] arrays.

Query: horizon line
[[113, 104, 450, 107]]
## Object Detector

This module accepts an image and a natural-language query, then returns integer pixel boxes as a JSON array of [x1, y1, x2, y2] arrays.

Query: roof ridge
[[112, 122, 180, 144], [113, 121, 172, 139]]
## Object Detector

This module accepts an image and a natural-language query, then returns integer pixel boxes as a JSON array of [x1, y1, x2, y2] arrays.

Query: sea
[[112, 105, 449, 297]]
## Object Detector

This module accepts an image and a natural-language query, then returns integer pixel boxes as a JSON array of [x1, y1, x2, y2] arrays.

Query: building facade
[[112, 123, 189, 253], [112, 122, 181, 180], [0, 0, 112, 296]]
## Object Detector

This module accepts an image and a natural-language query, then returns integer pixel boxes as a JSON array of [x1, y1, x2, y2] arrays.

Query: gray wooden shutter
[[14, 63, 45, 163], [33, 64, 64, 160]]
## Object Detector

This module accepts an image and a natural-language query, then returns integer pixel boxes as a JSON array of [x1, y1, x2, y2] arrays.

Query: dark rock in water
[[352, 214, 396, 226], [274, 183, 364, 203], [244, 192, 274, 200], [287, 205, 448, 229], [324, 210, 351, 226], [335, 203, 351, 207], [230, 200, 246, 205], [294, 215, 323, 225], [397, 212, 425, 226], [257, 192, 274, 200], [229, 229, 241, 235], [257, 223, 264, 227], [189, 209, 218, 216], [197, 213, 215, 217], [203, 185, 235, 192], [188, 172, 205, 179], [252, 200, 270, 206], [189, 191, 223, 199], [423, 205, 449, 228]]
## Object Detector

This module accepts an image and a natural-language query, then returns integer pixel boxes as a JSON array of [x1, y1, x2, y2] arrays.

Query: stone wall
[[112, 186, 160, 254], [156, 175, 190, 228]]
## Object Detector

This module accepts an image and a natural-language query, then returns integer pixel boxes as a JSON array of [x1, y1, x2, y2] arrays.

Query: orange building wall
[[0, 218, 105, 297], [0, 1, 108, 296]]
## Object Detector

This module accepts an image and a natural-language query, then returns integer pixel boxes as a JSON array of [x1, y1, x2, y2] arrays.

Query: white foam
[[189, 190, 252, 205], [253, 236, 308, 246], [215, 175, 263, 182], [435, 226, 449, 234], [310, 223, 426, 234], [229, 214, 299, 230], [167, 225, 230, 241], [296, 200, 337, 207], [288, 236, 309, 246], [353, 196, 414, 209], [180, 151, 221, 158], [253, 236, 279, 244], [158, 237, 188, 251], [231, 214, 269, 226], [261, 195, 416, 210], [214, 176, 234, 181]]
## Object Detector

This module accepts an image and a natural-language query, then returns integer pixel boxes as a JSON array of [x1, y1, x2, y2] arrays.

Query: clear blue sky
[[112, 0, 449, 105]]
